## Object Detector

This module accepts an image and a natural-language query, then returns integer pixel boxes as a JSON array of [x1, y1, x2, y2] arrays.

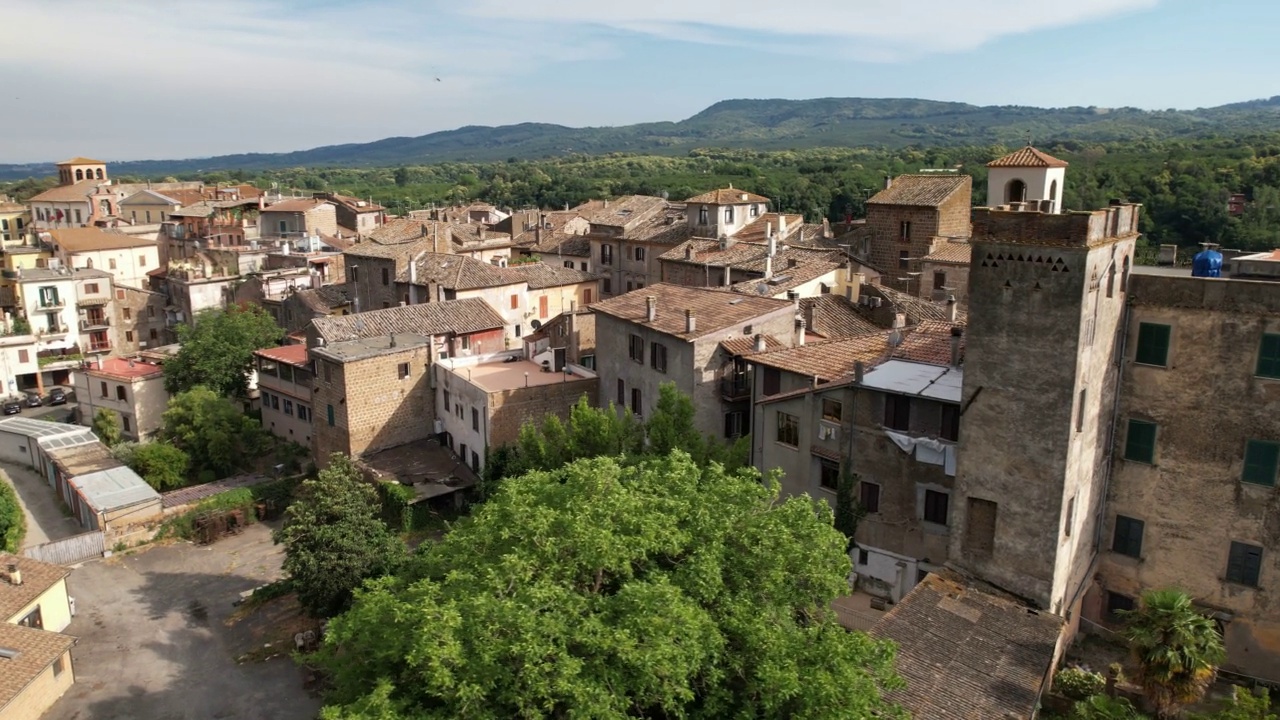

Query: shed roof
[[69, 465, 161, 513], [589, 284, 792, 340], [0, 417, 93, 446], [0, 622, 76, 712], [45, 443, 122, 478], [0, 553, 71, 622], [868, 175, 971, 207], [870, 573, 1062, 720]]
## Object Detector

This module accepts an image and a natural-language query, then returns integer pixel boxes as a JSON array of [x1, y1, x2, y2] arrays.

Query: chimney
[[786, 289, 799, 308], [6, 563, 20, 586], [478, 226, 486, 241], [684, 244, 694, 260], [950, 326, 963, 368], [946, 295, 958, 323], [854, 361, 865, 384], [685, 309, 696, 334], [753, 333, 766, 352], [892, 312, 906, 329], [796, 318, 806, 346], [884, 175, 893, 190], [723, 266, 732, 287], [645, 295, 656, 322], [787, 257, 797, 269], [767, 231, 777, 258], [822, 218, 832, 238], [390, 333, 397, 347], [778, 214, 787, 239], [845, 284, 854, 301], [764, 255, 773, 279]]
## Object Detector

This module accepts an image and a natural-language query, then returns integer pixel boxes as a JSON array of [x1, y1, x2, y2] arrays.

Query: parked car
[[2, 398, 21, 415], [25, 392, 41, 408], [48, 388, 66, 405]]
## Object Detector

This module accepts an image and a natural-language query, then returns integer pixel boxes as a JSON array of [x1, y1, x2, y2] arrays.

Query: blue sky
[[0, 0, 1275, 163]]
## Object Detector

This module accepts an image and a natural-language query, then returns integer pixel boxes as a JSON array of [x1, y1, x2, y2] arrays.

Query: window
[[381, 267, 389, 285], [283, 399, 293, 416], [1134, 322, 1171, 366], [776, 412, 799, 447], [1257, 334, 1280, 379], [899, 220, 911, 241], [564, 261, 574, 268], [125, 330, 134, 342], [1112, 515, 1144, 558], [443, 390, 451, 412], [583, 289, 592, 304], [1105, 591, 1135, 621], [634, 247, 645, 262], [397, 362, 410, 380], [724, 411, 745, 439], [1064, 496, 1075, 537], [1124, 420, 1158, 464], [600, 244, 613, 265], [966, 498, 997, 553], [1226, 542, 1263, 587], [85, 282, 99, 294], [763, 367, 781, 395], [628, 334, 644, 363], [859, 482, 881, 513], [350, 267, 358, 282], [898, 251, 909, 269], [750, 204, 759, 218], [1076, 388, 1087, 432], [17, 350, 27, 363], [923, 489, 949, 525], [819, 458, 840, 490], [940, 403, 959, 442], [602, 278, 612, 294], [821, 398, 842, 423], [17, 606, 42, 629], [650, 342, 667, 373], [75, 209, 82, 223], [616, 378, 625, 406], [100, 381, 108, 398], [1243, 440, 1280, 487], [53, 655, 65, 678], [724, 206, 735, 223], [121, 415, 131, 433], [626, 281, 633, 293], [1005, 179, 1027, 204], [631, 387, 642, 417], [509, 294, 519, 309], [456, 403, 464, 419], [472, 407, 479, 432], [109, 258, 117, 270], [297, 405, 310, 423], [1049, 179, 1059, 202], [933, 271, 946, 292], [857, 548, 869, 565], [270, 394, 279, 410], [115, 289, 125, 300], [698, 206, 708, 225], [116, 384, 127, 401], [471, 451, 480, 473], [148, 305, 155, 317], [150, 328, 157, 340], [139, 254, 147, 267], [327, 404, 335, 426], [279, 220, 288, 233], [884, 395, 910, 431], [580, 355, 595, 370], [121, 307, 132, 321]]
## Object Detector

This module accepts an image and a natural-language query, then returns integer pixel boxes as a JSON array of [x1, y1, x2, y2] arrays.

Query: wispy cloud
[[0, 0, 1160, 162]]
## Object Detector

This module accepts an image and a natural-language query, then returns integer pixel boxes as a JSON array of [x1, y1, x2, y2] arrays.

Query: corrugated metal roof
[[70, 465, 161, 512], [859, 360, 962, 403], [0, 417, 92, 443]]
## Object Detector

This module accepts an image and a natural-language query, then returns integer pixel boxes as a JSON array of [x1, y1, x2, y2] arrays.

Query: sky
[[1, 0, 1276, 163]]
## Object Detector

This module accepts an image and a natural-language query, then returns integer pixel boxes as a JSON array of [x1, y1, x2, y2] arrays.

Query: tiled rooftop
[[746, 332, 895, 384], [83, 356, 164, 380], [254, 344, 310, 366], [921, 241, 972, 265], [868, 174, 971, 208], [590, 283, 792, 340], [800, 294, 882, 338], [47, 227, 157, 253], [684, 187, 770, 205], [262, 198, 327, 213], [0, 553, 71, 621], [311, 333, 433, 363], [871, 573, 1062, 720], [580, 195, 669, 228], [987, 145, 1069, 168], [0, 622, 76, 710], [311, 298, 505, 343], [893, 320, 965, 365]]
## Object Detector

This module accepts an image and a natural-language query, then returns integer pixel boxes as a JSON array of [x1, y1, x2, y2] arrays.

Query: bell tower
[[55, 157, 108, 186], [986, 146, 1068, 213]]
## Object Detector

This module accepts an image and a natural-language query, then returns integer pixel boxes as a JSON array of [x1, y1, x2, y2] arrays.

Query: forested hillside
[[3, 96, 1280, 178], [6, 135, 1280, 253]]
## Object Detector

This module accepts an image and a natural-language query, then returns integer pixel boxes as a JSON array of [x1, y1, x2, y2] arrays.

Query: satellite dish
[[530, 319, 542, 330]]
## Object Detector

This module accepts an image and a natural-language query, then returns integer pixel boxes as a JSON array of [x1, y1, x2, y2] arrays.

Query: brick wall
[[487, 378, 599, 453], [920, 261, 970, 303], [866, 186, 972, 294]]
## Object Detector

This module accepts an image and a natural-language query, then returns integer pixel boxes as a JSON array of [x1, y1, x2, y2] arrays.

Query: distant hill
[[5, 96, 1280, 180]]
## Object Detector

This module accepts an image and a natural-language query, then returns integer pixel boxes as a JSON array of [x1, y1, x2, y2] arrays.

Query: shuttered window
[[1134, 322, 1171, 366]]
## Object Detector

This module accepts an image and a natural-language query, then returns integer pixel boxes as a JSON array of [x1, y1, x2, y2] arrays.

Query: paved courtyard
[[47, 523, 322, 720], [1, 461, 83, 548]]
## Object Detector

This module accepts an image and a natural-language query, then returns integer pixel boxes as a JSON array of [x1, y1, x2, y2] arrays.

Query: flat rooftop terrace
[[453, 359, 594, 392]]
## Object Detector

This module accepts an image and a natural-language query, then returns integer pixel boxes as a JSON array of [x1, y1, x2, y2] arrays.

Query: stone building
[[590, 284, 796, 439], [657, 233, 854, 298], [72, 355, 169, 441], [862, 174, 971, 295], [918, 240, 972, 302], [1088, 269, 1280, 680], [254, 344, 315, 447], [522, 306, 596, 372], [584, 196, 690, 297], [311, 193, 384, 237], [0, 194, 30, 244], [505, 210, 592, 272], [259, 198, 338, 238], [948, 202, 1142, 621]]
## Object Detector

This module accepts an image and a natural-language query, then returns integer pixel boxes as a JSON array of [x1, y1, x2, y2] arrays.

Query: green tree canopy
[[91, 408, 121, 447], [126, 442, 191, 491], [163, 305, 283, 397], [160, 386, 266, 478], [0, 477, 25, 553], [1122, 588, 1226, 719], [316, 451, 903, 719], [274, 453, 406, 617]]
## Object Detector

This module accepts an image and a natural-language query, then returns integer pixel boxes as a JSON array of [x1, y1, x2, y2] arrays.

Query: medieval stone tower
[[949, 200, 1141, 618], [986, 146, 1068, 213]]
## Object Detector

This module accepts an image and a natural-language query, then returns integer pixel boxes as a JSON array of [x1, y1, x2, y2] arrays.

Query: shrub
[[0, 477, 26, 553], [1057, 666, 1107, 701]]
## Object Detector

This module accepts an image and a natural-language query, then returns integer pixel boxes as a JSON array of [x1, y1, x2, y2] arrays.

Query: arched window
[[1005, 179, 1027, 204], [75, 169, 84, 181], [86, 258, 93, 269], [1049, 179, 1058, 202], [95, 168, 104, 179], [1121, 255, 1131, 293]]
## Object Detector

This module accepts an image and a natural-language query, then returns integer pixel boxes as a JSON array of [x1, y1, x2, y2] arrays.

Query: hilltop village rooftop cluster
[[0, 148, 1278, 719]]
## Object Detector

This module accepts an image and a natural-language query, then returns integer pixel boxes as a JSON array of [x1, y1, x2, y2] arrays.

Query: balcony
[[79, 316, 110, 331], [88, 340, 111, 353], [37, 298, 66, 310], [720, 372, 753, 401]]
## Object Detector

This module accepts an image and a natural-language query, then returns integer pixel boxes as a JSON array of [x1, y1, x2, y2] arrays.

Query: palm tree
[[1120, 588, 1226, 719]]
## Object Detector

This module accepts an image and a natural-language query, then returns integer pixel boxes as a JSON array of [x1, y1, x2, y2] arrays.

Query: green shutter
[[1124, 420, 1158, 464], [1242, 440, 1280, 487], [1257, 334, 1280, 379], [1227, 542, 1263, 586], [1135, 323, 1171, 366], [327, 404, 335, 427], [1112, 516, 1144, 558]]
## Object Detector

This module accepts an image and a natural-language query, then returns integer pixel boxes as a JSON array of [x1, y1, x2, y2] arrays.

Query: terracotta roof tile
[[0, 623, 76, 710], [580, 195, 669, 228], [866, 285, 967, 325], [254, 344, 310, 366], [262, 198, 329, 213], [868, 175, 971, 208], [47, 227, 157, 253], [799, 295, 882, 338], [987, 145, 1069, 168], [733, 213, 805, 244], [730, 261, 841, 296], [57, 156, 104, 164], [684, 187, 771, 205], [921, 242, 972, 265], [508, 262, 598, 290], [28, 179, 101, 203], [590, 283, 792, 340], [720, 334, 785, 356], [870, 573, 1062, 720], [893, 320, 965, 365], [748, 332, 896, 383], [0, 553, 71, 621], [311, 298, 505, 343]]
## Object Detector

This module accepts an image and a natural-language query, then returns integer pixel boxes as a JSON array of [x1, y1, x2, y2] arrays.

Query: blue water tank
[[1192, 248, 1223, 278]]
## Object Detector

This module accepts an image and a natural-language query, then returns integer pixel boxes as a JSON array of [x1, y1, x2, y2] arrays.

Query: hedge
[[0, 478, 25, 553], [158, 476, 301, 541]]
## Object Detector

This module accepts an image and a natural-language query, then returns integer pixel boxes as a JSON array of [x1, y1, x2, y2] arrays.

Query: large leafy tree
[[274, 453, 406, 618], [160, 386, 266, 478], [90, 408, 121, 447], [126, 442, 191, 491], [163, 304, 283, 397], [316, 451, 903, 719], [1121, 588, 1226, 719]]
